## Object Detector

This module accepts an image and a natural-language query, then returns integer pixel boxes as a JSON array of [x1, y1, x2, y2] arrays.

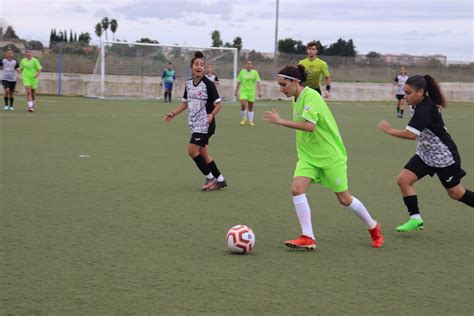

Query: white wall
[[6, 72, 474, 102]]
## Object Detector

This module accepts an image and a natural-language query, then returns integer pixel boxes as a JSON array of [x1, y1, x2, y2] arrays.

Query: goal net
[[86, 41, 238, 100]]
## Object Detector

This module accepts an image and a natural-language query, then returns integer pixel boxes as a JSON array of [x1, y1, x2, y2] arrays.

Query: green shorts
[[239, 91, 256, 103], [294, 160, 348, 193], [23, 77, 39, 89]]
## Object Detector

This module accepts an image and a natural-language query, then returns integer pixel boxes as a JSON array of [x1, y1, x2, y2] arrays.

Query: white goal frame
[[97, 41, 238, 100]]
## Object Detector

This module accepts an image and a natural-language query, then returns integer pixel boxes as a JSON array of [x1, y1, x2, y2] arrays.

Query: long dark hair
[[406, 74, 446, 108], [190, 51, 204, 67], [278, 65, 307, 83]]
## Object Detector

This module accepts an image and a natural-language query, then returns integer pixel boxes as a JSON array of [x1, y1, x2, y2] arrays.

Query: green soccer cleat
[[396, 218, 424, 232]]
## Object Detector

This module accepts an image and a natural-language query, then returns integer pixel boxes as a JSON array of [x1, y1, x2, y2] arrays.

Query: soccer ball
[[226, 225, 255, 254]]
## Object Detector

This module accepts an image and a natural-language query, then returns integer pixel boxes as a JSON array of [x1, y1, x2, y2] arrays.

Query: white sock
[[206, 173, 214, 180], [241, 110, 247, 119], [347, 196, 377, 229], [410, 214, 422, 220], [248, 111, 254, 122], [28, 101, 33, 108], [293, 193, 315, 239], [217, 175, 224, 182]]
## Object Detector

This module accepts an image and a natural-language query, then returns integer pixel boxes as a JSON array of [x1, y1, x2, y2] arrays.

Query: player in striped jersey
[[1, 48, 20, 111], [163, 51, 227, 191], [379, 75, 473, 232]]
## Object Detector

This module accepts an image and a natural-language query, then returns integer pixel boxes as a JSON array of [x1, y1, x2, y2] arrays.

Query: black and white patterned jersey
[[1, 58, 19, 82], [406, 96, 460, 168], [394, 74, 409, 95], [205, 72, 219, 83], [182, 76, 221, 134]]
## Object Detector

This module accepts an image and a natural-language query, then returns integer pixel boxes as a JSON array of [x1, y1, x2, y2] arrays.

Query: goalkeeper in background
[[161, 62, 176, 103]]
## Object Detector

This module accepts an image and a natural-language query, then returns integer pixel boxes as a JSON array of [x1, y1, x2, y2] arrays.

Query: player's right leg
[[240, 98, 248, 125], [3, 85, 9, 110], [396, 164, 425, 232], [285, 166, 317, 250]]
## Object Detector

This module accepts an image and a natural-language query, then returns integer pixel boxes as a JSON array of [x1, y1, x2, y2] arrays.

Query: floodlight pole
[[273, 0, 279, 74]]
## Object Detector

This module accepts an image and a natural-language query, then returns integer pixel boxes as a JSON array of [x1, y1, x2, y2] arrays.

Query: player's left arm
[[378, 120, 418, 140], [34, 59, 42, 78], [323, 63, 331, 99]]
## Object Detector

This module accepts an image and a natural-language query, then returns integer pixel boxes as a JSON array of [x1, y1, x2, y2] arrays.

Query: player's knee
[[291, 183, 305, 196], [447, 189, 463, 201], [337, 196, 352, 207], [397, 175, 409, 188]]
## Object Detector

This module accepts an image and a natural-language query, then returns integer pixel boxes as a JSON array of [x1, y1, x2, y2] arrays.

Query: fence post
[[57, 43, 62, 96]]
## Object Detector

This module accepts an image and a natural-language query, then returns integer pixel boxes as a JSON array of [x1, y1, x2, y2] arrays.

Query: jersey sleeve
[[237, 70, 243, 82], [34, 58, 42, 70], [322, 61, 330, 77], [394, 76, 399, 82], [205, 79, 221, 104], [182, 85, 188, 103], [300, 94, 321, 125], [214, 73, 219, 81], [14, 59, 20, 69], [406, 107, 432, 135], [173, 71, 176, 80], [255, 70, 261, 82]]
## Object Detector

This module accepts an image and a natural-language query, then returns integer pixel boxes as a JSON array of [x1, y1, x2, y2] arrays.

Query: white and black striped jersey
[[205, 72, 219, 83], [1, 58, 19, 82], [394, 74, 409, 95], [182, 76, 221, 134], [406, 97, 460, 168]]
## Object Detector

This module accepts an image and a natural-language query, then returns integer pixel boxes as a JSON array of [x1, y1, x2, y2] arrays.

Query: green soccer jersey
[[293, 86, 347, 168], [237, 69, 260, 92], [20, 57, 42, 79], [298, 58, 329, 90]]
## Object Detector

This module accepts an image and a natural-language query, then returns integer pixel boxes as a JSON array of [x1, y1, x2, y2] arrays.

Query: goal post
[[87, 41, 238, 100]]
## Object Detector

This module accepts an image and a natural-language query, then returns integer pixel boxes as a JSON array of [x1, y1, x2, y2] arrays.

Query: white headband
[[277, 74, 300, 82]]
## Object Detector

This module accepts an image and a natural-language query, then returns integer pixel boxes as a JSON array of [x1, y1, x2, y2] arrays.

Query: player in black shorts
[[163, 51, 227, 191], [379, 74, 473, 232], [1, 48, 20, 111]]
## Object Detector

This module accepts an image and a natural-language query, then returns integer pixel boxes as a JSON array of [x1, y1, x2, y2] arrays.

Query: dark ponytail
[[406, 74, 446, 108], [278, 65, 307, 83], [190, 51, 205, 67]]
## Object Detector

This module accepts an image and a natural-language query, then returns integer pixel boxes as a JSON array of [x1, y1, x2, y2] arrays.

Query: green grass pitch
[[1, 96, 473, 314]]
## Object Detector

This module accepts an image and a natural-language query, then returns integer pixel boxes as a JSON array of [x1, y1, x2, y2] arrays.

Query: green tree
[[366, 51, 381, 58], [110, 19, 118, 41], [211, 30, 223, 47], [136, 38, 159, 44], [27, 40, 44, 50], [278, 38, 305, 54], [101, 17, 109, 41], [232, 36, 243, 52], [95, 23, 103, 45], [78, 32, 91, 46], [325, 38, 356, 56], [224, 42, 232, 48], [4, 26, 19, 39], [70, 29, 74, 42]]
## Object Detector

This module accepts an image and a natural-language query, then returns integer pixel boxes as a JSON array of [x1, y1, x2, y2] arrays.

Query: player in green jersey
[[263, 65, 383, 250], [298, 41, 331, 98], [19, 49, 42, 112], [235, 61, 262, 126]]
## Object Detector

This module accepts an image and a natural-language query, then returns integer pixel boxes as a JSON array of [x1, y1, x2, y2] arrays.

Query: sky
[[1, 0, 473, 61]]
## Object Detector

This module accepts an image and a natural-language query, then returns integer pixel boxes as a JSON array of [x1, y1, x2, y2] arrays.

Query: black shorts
[[190, 132, 213, 147], [396, 94, 405, 100], [404, 155, 467, 189], [2, 80, 16, 91]]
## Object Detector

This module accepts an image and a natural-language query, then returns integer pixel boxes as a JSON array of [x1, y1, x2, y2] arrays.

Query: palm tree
[[110, 19, 118, 41], [95, 23, 103, 46], [101, 17, 109, 41]]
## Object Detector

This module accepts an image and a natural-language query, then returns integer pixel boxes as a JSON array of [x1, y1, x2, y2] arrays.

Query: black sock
[[397, 107, 400, 113], [403, 195, 420, 216], [168, 91, 172, 102], [208, 160, 221, 179], [459, 190, 474, 207], [193, 154, 211, 176], [4, 97, 8, 106], [401, 109, 404, 115], [9, 97, 14, 106], [164, 91, 168, 100]]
